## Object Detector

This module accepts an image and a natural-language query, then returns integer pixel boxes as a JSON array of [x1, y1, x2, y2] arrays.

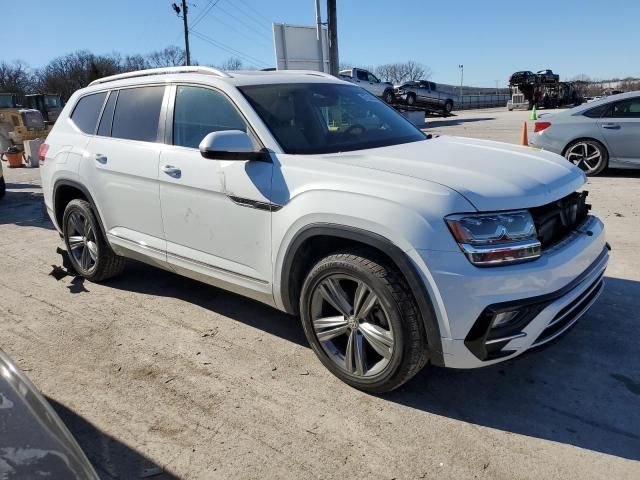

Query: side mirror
[[199, 130, 268, 161]]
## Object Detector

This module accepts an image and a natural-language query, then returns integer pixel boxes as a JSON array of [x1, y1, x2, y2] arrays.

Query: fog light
[[492, 311, 520, 328]]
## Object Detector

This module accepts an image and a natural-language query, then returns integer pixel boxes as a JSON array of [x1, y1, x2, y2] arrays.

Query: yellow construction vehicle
[[0, 93, 51, 154]]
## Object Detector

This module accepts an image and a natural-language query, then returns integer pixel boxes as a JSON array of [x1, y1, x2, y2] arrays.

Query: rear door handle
[[95, 153, 107, 164], [602, 123, 621, 129], [161, 164, 181, 178]]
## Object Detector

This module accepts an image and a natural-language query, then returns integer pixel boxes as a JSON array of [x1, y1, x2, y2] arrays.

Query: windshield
[[239, 83, 425, 154], [44, 95, 62, 108], [0, 95, 16, 108]]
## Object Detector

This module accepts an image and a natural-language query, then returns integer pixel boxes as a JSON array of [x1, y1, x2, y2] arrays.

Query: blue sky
[[2, 0, 638, 87]]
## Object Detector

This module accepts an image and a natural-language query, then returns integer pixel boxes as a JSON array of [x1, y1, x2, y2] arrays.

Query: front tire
[[382, 89, 394, 104], [62, 199, 126, 281], [564, 139, 608, 176], [405, 93, 416, 106], [299, 250, 428, 392]]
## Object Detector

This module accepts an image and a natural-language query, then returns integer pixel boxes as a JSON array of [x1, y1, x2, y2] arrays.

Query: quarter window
[[111, 86, 165, 142], [583, 103, 609, 119], [173, 86, 247, 149], [71, 92, 107, 134]]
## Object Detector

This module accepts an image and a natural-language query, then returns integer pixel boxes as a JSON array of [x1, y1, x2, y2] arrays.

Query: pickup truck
[[394, 80, 456, 114], [339, 68, 395, 104]]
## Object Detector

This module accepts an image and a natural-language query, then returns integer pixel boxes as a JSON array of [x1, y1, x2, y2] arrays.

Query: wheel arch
[[278, 223, 444, 365], [561, 136, 609, 158], [52, 179, 108, 239]]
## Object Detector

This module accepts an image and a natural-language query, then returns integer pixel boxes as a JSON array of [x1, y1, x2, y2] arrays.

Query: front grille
[[530, 191, 590, 249], [533, 273, 604, 346]]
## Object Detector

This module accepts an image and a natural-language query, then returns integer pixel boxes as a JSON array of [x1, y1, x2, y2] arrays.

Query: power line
[[235, 0, 272, 25], [227, 0, 272, 35], [190, 29, 270, 67], [214, 4, 272, 42], [202, 14, 273, 51], [189, 0, 216, 27], [190, 0, 222, 29]]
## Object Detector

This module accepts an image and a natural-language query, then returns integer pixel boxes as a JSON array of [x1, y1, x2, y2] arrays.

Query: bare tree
[[122, 54, 149, 72], [220, 57, 243, 71], [375, 61, 431, 84], [620, 77, 640, 92], [568, 74, 593, 98], [0, 61, 35, 94], [36, 51, 103, 100], [146, 46, 186, 68]]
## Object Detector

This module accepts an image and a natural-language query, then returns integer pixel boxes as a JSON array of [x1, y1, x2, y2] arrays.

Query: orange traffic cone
[[521, 121, 528, 146]]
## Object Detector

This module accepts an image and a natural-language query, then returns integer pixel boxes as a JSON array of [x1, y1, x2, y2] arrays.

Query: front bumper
[[411, 215, 608, 368]]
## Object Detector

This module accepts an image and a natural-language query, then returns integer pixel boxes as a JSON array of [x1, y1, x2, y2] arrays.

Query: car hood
[[320, 136, 585, 211]]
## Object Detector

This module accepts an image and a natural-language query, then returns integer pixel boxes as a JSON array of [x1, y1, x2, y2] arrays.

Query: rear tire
[[299, 250, 428, 393], [564, 139, 608, 176], [62, 199, 126, 281], [382, 89, 394, 104], [443, 100, 453, 114]]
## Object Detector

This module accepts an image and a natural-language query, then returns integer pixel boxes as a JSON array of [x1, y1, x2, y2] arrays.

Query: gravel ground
[[1, 109, 639, 479]]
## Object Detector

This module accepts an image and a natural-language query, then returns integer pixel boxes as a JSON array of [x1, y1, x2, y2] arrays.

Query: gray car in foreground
[[0, 349, 98, 479], [529, 91, 640, 175]]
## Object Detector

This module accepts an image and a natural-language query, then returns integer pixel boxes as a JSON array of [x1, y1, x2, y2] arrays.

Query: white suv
[[40, 67, 608, 392]]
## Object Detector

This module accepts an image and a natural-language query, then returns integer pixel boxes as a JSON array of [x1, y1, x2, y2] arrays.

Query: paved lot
[[426, 107, 564, 143], [1, 109, 639, 479]]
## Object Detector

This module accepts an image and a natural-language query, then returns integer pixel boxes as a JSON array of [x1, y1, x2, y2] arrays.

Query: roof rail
[[240, 69, 336, 79], [275, 69, 337, 79], [88, 66, 231, 86]]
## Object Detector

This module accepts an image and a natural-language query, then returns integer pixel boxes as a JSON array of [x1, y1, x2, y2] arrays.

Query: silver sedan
[[529, 91, 640, 175]]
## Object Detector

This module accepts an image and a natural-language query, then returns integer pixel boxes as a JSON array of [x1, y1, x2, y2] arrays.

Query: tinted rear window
[[71, 92, 107, 134], [112, 86, 165, 142]]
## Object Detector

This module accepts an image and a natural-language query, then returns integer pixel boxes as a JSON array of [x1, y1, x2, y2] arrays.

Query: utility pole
[[315, 0, 325, 72], [458, 64, 464, 98], [172, 2, 191, 66], [327, 0, 339, 76], [182, 0, 191, 66]]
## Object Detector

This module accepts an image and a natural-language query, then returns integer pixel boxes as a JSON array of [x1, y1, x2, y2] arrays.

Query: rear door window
[[71, 92, 107, 134], [608, 98, 640, 118], [111, 86, 165, 142]]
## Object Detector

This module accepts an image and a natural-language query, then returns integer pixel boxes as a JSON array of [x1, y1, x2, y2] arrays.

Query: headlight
[[445, 210, 541, 266]]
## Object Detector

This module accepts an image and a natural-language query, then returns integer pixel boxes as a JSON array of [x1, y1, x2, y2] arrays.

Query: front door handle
[[95, 153, 107, 164], [161, 164, 181, 178], [602, 123, 621, 129]]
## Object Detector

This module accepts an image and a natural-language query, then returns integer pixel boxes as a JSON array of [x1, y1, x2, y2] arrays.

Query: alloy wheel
[[66, 211, 98, 272], [310, 274, 395, 378], [565, 142, 603, 174]]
